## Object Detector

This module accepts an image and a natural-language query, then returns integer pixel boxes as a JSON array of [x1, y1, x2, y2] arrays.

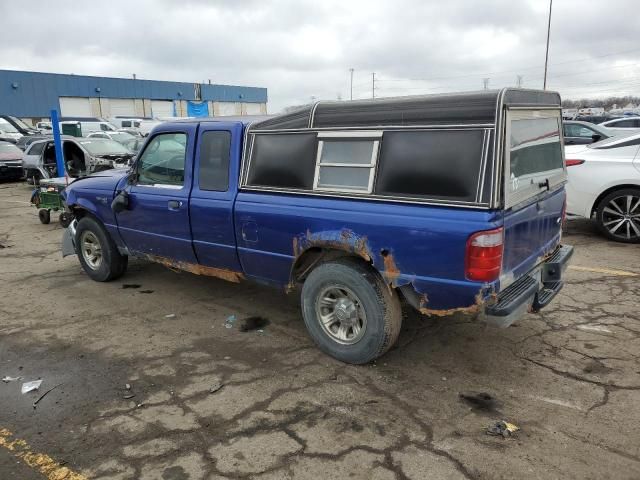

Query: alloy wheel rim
[[80, 231, 103, 270], [315, 285, 367, 345], [602, 194, 640, 240]]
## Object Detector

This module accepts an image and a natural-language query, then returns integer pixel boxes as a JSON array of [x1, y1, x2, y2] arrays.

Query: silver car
[[22, 136, 135, 184]]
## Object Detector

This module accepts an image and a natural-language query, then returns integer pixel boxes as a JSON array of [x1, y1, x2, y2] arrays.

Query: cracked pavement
[[1, 181, 639, 479]]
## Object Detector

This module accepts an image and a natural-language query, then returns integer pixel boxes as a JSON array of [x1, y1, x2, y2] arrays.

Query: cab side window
[[137, 133, 187, 186], [199, 131, 231, 191]]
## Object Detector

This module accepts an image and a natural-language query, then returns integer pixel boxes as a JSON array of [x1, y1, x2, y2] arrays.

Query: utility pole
[[517, 75, 523, 88], [543, 0, 553, 90], [372, 72, 376, 99], [349, 68, 354, 100], [483, 78, 490, 90]]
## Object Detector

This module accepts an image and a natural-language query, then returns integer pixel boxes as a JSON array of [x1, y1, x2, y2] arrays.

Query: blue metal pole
[[51, 109, 65, 177]]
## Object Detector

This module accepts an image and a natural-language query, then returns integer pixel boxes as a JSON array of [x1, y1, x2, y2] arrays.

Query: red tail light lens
[[465, 227, 503, 282], [565, 159, 585, 167]]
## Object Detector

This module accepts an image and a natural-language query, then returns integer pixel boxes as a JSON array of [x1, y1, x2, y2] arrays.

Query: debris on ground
[[209, 383, 224, 394], [223, 356, 231, 360], [125, 383, 131, 390], [165, 313, 176, 319], [486, 420, 520, 438], [123, 394, 135, 400], [122, 284, 141, 289], [239, 316, 270, 332], [33, 383, 63, 409], [139, 290, 154, 294], [224, 315, 236, 329], [460, 392, 501, 413], [21, 380, 43, 394], [2, 376, 21, 383]]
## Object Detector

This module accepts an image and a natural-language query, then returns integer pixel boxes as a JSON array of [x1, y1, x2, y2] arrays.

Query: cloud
[[1, 0, 638, 112]]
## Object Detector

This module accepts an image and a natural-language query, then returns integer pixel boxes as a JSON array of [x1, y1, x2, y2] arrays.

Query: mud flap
[[61, 222, 77, 257]]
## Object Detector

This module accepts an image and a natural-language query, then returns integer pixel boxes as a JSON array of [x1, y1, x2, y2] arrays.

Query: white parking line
[[568, 265, 638, 277]]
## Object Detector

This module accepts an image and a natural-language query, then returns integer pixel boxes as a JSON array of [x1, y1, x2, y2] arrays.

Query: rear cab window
[[505, 110, 565, 208]]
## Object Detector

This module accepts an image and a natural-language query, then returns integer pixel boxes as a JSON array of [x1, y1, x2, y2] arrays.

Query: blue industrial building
[[0, 69, 268, 122]]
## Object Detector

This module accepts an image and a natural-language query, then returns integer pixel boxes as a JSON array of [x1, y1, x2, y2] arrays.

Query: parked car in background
[[565, 133, 640, 243], [574, 114, 619, 125], [87, 130, 137, 147], [0, 115, 39, 136], [61, 89, 573, 364], [599, 117, 640, 133], [0, 118, 23, 141], [0, 141, 24, 180], [36, 121, 53, 133], [22, 136, 134, 183], [563, 121, 613, 145], [118, 127, 144, 137]]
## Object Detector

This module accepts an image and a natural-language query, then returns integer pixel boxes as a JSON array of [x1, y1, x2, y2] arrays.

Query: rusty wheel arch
[[288, 246, 375, 293]]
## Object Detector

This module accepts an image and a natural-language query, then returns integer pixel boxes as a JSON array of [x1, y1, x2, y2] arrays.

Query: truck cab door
[[189, 122, 243, 271], [115, 125, 198, 263]]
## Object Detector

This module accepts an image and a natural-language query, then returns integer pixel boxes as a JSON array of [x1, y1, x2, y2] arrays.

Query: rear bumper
[[484, 244, 573, 327]]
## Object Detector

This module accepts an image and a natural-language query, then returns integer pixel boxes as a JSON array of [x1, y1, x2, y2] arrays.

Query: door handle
[[168, 200, 182, 210]]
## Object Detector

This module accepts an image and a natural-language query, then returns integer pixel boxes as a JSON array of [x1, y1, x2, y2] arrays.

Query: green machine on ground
[[31, 177, 74, 226]]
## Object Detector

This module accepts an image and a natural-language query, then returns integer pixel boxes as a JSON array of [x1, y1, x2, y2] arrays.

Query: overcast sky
[[1, 0, 639, 112]]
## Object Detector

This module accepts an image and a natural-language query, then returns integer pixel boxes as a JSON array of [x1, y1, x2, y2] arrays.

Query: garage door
[[244, 103, 263, 115], [151, 100, 175, 118], [59, 97, 92, 117], [109, 98, 136, 117], [217, 102, 239, 116]]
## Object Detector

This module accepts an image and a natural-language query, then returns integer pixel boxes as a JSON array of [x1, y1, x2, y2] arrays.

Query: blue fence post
[[51, 109, 65, 177]]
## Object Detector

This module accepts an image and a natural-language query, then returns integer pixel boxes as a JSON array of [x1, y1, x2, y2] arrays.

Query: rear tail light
[[565, 159, 585, 167], [465, 227, 503, 282]]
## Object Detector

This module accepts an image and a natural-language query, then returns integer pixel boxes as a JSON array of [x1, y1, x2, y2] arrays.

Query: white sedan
[[565, 133, 640, 243]]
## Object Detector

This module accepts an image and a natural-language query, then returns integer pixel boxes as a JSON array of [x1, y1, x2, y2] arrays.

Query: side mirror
[[111, 190, 129, 213], [591, 134, 601, 142]]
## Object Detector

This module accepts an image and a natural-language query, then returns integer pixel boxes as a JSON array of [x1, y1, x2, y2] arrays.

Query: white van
[[59, 120, 117, 135]]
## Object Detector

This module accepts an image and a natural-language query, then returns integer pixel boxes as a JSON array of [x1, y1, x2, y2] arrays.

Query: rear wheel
[[301, 258, 402, 364], [75, 216, 128, 281], [595, 188, 640, 243]]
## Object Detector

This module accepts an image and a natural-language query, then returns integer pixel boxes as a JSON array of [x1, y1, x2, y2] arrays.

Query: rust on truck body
[[142, 254, 245, 283]]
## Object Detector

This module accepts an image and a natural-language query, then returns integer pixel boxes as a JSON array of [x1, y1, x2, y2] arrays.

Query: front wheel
[[301, 259, 402, 364], [75, 216, 128, 281], [595, 188, 640, 243]]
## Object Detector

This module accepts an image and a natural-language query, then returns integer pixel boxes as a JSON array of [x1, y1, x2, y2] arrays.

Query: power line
[[375, 46, 640, 84]]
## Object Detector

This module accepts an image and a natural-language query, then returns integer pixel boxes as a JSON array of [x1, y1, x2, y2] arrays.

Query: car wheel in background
[[75, 216, 128, 281], [595, 188, 640, 243], [301, 258, 402, 364]]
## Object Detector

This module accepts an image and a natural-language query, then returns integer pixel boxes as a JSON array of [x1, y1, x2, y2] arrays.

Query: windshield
[[79, 139, 131, 155], [0, 120, 19, 133], [589, 132, 640, 149], [109, 132, 135, 142], [9, 116, 33, 130], [0, 142, 21, 154]]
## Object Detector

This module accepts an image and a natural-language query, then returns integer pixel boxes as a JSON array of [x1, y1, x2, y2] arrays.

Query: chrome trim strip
[[309, 101, 321, 128], [476, 129, 489, 203], [252, 124, 495, 134], [238, 185, 491, 209], [317, 130, 383, 138]]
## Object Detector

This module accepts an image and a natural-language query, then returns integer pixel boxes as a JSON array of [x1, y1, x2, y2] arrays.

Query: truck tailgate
[[502, 187, 564, 285]]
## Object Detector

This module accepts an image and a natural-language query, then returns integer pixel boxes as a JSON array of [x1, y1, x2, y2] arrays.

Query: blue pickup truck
[[61, 88, 573, 364]]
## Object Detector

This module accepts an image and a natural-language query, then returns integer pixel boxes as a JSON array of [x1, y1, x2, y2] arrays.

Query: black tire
[[59, 212, 73, 228], [38, 209, 50, 224], [301, 258, 402, 364], [595, 188, 640, 243], [75, 216, 128, 281]]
